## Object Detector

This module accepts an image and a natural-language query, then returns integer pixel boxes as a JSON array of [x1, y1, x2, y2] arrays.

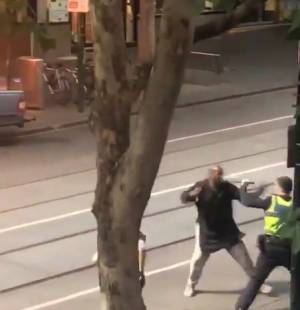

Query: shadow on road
[[20, 135, 69, 146], [0, 128, 70, 147], [193, 280, 289, 298], [194, 289, 242, 296], [0, 129, 19, 146], [270, 280, 290, 297]]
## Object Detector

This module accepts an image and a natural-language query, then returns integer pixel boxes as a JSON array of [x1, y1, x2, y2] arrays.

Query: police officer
[[236, 176, 294, 310]]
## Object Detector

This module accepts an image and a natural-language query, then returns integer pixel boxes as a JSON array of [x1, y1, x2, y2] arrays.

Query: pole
[[137, 0, 155, 63], [77, 12, 86, 113], [291, 41, 300, 310]]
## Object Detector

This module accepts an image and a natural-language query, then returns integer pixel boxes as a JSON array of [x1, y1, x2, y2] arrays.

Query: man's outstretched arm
[[181, 181, 202, 203]]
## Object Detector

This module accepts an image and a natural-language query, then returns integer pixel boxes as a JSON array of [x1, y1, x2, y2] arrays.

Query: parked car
[[0, 91, 27, 128]]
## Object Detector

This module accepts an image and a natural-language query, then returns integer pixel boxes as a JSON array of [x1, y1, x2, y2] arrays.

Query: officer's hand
[[139, 272, 145, 288], [241, 179, 253, 186], [189, 186, 202, 197]]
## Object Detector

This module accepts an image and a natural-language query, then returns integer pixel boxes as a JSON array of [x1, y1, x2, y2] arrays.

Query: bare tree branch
[[194, 0, 261, 42], [127, 62, 152, 111], [91, 0, 130, 216]]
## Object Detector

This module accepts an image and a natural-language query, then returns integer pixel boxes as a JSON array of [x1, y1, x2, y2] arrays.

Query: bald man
[[181, 166, 271, 297]]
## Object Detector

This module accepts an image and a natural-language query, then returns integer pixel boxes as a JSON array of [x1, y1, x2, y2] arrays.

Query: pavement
[[183, 24, 297, 105], [0, 87, 295, 309], [2, 23, 295, 136]]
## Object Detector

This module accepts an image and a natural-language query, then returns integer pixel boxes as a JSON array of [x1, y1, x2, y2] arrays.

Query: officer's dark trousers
[[236, 240, 291, 310]]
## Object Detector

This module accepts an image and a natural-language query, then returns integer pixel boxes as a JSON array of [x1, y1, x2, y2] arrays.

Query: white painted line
[[0, 209, 89, 234], [146, 260, 190, 276], [167, 115, 292, 144], [20, 260, 190, 310], [0, 162, 286, 235], [24, 114, 292, 143], [20, 287, 99, 310], [13, 114, 290, 192]]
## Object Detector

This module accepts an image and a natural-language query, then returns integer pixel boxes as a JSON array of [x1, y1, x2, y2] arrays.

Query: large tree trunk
[[90, 0, 259, 309], [90, 0, 194, 309]]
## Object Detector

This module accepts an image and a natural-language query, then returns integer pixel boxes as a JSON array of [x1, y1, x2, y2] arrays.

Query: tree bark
[[90, 0, 194, 309], [194, 0, 261, 42], [90, 0, 260, 309]]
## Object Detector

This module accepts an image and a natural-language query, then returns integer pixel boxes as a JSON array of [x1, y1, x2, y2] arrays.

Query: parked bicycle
[[43, 62, 72, 106], [43, 61, 95, 107]]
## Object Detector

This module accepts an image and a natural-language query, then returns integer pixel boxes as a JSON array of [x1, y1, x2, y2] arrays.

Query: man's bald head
[[208, 166, 224, 185]]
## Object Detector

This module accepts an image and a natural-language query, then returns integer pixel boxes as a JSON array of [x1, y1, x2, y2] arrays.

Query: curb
[[19, 119, 89, 137], [176, 84, 296, 109], [19, 84, 296, 137]]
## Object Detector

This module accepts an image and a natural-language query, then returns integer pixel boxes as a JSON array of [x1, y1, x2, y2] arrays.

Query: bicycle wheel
[[54, 78, 72, 105]]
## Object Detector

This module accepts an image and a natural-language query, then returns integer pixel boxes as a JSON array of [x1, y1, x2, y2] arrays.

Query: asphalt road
[[0, 88, 295, 310]]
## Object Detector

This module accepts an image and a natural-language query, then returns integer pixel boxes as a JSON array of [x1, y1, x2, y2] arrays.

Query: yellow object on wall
[[265, 0, 276, 11]]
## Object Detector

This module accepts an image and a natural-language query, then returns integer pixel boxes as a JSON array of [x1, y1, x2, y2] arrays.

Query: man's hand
[[181, 182, 202, 203], [139, 271, 145, 288]]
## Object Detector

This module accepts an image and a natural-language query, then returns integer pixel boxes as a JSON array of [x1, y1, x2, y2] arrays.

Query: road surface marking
[[11, 114, 290, 191], [167, 115, 292, 143], [0, 210, 89, 234], [20, 260, 190, 310], [23, 114, 292, 142], [0, 162, 285, 235]]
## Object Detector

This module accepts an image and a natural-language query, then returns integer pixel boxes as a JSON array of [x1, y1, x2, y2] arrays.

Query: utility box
[[18, 57, 45, 109]]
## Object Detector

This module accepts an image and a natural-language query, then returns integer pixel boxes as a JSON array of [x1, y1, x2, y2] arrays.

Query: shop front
[[70, 0, 295, 51], [1, 0, 295, 72], [70, 0, 141, 47]]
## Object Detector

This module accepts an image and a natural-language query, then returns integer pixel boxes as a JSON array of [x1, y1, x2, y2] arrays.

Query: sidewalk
[[15, 24, 297, 135], [178, 24, 297, 106]]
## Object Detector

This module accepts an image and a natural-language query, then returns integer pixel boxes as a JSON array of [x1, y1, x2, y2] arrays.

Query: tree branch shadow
[[194, 289, 242, 296]]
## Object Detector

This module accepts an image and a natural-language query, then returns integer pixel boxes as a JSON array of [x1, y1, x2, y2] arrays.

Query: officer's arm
[[181, 182, 202, 203], [230, 183, 241, 201], [240, 184, 270, 210]]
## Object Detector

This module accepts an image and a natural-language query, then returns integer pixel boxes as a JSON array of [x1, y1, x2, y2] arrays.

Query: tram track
[[0, 216, 263, 295], [0, 145, 285, 215]]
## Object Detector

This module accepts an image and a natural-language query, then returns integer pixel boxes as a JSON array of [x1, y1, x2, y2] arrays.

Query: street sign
[[68, 0, 89, 13], [49, 0, 69, 23]]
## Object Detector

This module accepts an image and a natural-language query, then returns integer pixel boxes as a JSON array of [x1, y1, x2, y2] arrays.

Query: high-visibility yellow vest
[[264, 195, 292, 237]]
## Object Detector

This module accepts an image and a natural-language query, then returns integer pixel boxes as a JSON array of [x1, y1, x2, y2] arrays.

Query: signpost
[[49, 0, 69, 23], [68, 0, 89, 112], [68, 0, 89, 13], [289, 41, 300, 310]]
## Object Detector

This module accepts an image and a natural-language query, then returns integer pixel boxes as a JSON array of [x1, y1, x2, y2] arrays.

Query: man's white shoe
[[92, 252, 98, 263], [183, 284, 195, 297], [260, 284, 273, 294]]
